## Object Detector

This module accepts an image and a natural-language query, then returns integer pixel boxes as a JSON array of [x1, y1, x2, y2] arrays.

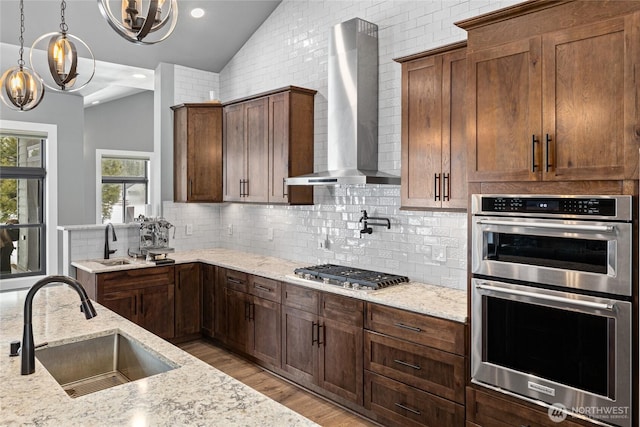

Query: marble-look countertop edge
[[72, 248, 468, 323]]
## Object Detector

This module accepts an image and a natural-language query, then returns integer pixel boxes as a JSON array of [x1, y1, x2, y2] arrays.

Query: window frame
[[96, 149, 156, 224], [0, 120, 58, 292]]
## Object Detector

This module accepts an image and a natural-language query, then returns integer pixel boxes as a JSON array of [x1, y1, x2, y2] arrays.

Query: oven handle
[[476, 219, 614, 233], [475, 283, 615, 311]]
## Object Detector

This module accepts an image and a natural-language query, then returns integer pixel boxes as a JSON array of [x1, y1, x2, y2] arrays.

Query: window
[[100, 156, 149, 224], [0, 120, 57, 291], [96, 150, 155, 224]]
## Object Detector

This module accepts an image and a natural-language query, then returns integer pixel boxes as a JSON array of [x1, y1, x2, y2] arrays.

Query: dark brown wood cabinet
[[466, 387, 586, 427], [172, 103, 223, 202], [459, 2, 640, 184], [223, 86, 316, 205], [77, 266, 175, 340], [201, 263, 216, 338], [282, 283, 364, 405], [223, 97, 269, 202], [223, 270, 282, 368], [396, 42, 467, 209], [364, 302, 466, 427], [174, 263, 201, 340]]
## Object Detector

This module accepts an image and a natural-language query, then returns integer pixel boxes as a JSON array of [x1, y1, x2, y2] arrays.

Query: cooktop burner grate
[[294, 264, 409, 290]]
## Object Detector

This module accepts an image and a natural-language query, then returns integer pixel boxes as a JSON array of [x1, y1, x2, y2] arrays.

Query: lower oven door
[[471, 215, 632, 296], [471, 278, 632, 427]]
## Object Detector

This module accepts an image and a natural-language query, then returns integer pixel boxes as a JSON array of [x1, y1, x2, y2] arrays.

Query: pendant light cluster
[[97, 0, 178, 45], [1, 0, 178, 112], [0, 0, 44, 111], [1, 0, 94, 111]]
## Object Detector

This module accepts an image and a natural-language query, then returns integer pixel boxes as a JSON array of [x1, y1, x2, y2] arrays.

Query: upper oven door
[[472, 215, 632, 296]]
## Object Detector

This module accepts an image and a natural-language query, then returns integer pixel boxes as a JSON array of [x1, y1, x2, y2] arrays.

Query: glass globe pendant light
[[0, 0, 45, 111], [97, 0, 178, 45], [30, 0, 95, 92]]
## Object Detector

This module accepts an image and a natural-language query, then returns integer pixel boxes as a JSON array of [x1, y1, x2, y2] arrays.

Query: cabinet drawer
[[365, 331, 464, 403], [250, 276, 281, 303], [466, 387, 585, 427], [365, 303, 465, 355], [321, 293, 363, 327], [97, 266, 174, 292], [365, 371, 464, 427], [283, 283, 318, 313], [224, 269, 248, 293]]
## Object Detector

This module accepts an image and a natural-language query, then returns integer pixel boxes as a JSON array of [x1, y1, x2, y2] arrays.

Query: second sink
[[36, 331, 178, 398]]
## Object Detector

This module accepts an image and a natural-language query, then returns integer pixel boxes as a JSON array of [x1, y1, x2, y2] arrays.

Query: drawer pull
[[394, 322, 422, 333], [227, 278, 244, 285], [394, 359, 421, 370], [254, 284, 273, 293], [395, 402, 421, 416]]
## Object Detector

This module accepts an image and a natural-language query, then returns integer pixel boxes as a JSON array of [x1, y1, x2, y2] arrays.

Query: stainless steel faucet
[[20, 275, 97, 375], [104, 223, 117, 259]]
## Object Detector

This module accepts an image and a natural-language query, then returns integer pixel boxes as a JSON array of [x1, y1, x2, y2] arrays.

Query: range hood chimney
[[286, 18, 400, 186]]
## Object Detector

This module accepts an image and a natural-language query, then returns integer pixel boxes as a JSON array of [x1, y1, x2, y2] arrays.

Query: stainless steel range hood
[[286, 18, 400, 186]]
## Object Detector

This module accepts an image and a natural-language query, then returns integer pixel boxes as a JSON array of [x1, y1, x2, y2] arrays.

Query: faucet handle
[[9, 340, 20, 357]]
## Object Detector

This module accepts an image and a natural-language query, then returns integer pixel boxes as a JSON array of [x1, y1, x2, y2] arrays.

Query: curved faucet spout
[[21, 275, 97, 375]]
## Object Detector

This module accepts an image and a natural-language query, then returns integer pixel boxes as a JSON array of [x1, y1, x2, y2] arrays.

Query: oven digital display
[[481, 197, 616, 216], [525, 200, 559, 212]]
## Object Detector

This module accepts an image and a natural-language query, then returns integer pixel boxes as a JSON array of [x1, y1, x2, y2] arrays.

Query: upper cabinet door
[[172, 104, 223, 203], [401, 55, 443, 208], [441, 48, 468, 209], [269, 92, 290, 203], [188, 107, 223, 201], [542, 17, 628, 181], [467, 37, 542, 182], [223, 103, 246, 202], [244, 97, 270, 203]]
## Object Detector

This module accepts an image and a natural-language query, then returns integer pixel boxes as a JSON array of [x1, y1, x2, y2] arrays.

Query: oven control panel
[[481, 197, 616, 216]]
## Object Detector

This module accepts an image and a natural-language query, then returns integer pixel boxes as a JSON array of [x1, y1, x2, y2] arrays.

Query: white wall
[[162, 0, 522, 290]]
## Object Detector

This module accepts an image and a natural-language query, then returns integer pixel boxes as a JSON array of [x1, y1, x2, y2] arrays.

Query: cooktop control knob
[[342, 281, 351, 289], [352, 283, 360, 290]]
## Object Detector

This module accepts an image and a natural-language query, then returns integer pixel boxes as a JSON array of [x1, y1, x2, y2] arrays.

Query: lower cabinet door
[[364, 371, 464, 427], [318, 316, 363, 404], [139, 284, 175, 340], [250, 296, 281, 368], [282, 306, 317, 385], [225, 288, 250, 352], [101, 289, 137, 322]]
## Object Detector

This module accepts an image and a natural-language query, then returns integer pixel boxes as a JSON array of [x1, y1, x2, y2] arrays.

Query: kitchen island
[[0, 284, 317, 426]]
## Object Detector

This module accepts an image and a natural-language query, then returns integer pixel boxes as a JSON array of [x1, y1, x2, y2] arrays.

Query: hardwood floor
[[179, 340, 378, 427]]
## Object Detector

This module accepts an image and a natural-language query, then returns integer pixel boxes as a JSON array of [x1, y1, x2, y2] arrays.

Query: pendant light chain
[[59, 0, 68, 34], [18, 0, 25, 65]]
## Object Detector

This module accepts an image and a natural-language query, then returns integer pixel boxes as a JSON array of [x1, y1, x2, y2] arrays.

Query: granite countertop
[[73, 248, 468, 323], [0, 285, 317, 426]]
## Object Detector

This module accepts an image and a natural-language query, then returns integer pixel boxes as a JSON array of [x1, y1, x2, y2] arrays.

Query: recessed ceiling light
[[132, 73, 147, 79], [191, 8, 205, 18]]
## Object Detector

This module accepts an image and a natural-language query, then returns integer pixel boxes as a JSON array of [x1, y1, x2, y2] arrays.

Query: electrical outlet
[[432, 246, 446, 262], [227, 224, 233, 236], [267, 227, 274, 241], [185, 224, 193, 235], [318, 234, 329, 249]]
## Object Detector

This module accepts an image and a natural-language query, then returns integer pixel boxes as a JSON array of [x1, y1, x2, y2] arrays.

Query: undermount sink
[[97, 259, 132, 267], [36, 331, 178, 398]]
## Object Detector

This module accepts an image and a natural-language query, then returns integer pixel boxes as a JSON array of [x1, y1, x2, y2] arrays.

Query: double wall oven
[[471, 195, 633, 427]]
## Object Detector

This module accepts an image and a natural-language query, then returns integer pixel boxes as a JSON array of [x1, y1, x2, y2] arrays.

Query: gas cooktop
[[293, 264, 409, 290]]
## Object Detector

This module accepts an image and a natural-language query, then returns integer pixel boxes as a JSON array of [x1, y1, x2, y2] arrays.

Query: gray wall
[[84, 91, 154, 221], [0, 90, 86, 226]]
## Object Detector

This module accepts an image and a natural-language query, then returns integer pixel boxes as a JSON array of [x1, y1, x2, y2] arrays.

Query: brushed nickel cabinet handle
[[395, 402, 421, 416], [394, 322, 422, 333], [394, 359, 421, 370]]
